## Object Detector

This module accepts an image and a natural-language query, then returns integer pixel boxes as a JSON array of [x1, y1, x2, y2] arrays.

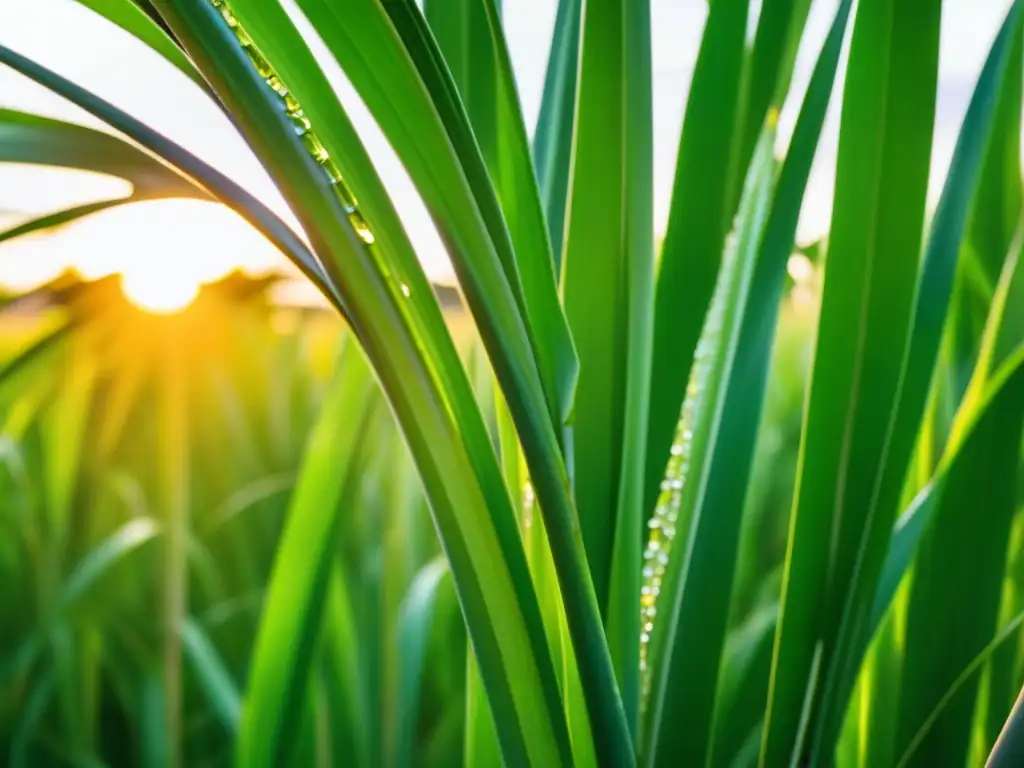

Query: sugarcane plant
[[3, 0, 1024, 765]]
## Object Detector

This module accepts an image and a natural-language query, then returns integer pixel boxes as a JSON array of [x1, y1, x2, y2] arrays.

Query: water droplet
[[219, 5, 239, 27], [288, 110, 312, 136], [234, 26, 254, 48], [300, 132, 329, 165], [349, 212, 375, 244], [266, 75, 288, 97], [400, 283, 411, 298], [245, 47, 274, 79]]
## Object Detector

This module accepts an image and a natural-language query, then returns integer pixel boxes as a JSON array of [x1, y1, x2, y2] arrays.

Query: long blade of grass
[[395, 558, 451, 768], [801, 6, 1024, 755], [180, 617, 241, 734], [532, 0, 581, 265], [644, 124, 776, 768], [732, 0, 813, 203], [422, 0, 499, 166], [292, 3, 631, 758], [644, 0, 751, 515], [150, 12, 572, 750], [188, 3, 580, 763], [642, 0, 851, 753], [0, 108, 202, 199], [442, 0, 579, 425], [321, 565, 370, 768], [301, 0, 576, 433], [892, 227, 1024, 765], [60, 518, 160, 611], [236, 339, 373, 767], [559, 0, 654, 735], [223, 0, 509, 508], [894, 610, 1024, 768], [761, 0, 942, 760]]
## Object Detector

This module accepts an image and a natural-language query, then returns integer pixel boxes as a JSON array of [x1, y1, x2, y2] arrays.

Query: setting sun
[[0, 195, 294, 307], [120, 265, 200, 314], [107, 199, 290, 312]]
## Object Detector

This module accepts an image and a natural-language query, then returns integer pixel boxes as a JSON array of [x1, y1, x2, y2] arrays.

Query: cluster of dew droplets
[[638, 227, 738, 706], [522, 480, 535, 532], [209, 0, 400, 269]]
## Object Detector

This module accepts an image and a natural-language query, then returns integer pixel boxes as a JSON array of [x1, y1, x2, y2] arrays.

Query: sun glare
[[0, 197, 292, 309], [120, 267, 200, 314], [94, 199, 290, 313]]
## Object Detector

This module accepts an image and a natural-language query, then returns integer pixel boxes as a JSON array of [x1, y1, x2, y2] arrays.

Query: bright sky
[[0, 0, 1015, 302]]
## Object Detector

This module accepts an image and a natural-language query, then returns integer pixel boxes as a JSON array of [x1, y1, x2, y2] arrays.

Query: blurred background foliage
[[0, 260, 816, 766]]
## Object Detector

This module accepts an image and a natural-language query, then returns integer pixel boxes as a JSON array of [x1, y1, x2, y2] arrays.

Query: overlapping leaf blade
[[645, 0, 750, 515], [762, 0, 942, 760]]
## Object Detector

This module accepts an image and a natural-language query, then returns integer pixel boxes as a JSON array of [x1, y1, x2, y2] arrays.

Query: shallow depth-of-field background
[[4, 0, 1024, 766]]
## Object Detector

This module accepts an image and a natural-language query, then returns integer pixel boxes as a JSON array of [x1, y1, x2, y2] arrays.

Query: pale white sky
[[0, 0, 1015, 299]]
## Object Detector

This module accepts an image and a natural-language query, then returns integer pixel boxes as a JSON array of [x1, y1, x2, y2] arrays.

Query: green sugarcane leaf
[[645, 0, 750, 516], [796, 5, 1024, 756], [224, 0, 471, 418], [181, 617, 241, 734], [895, 610, 1024, 768], [644, 123, 776, 768], [732, 0, 813, 206], [642, 0, 852, 757], [0, 108, 202, 199], [532, 0, 581, 267], [558, 0, 655, 736], [395, 558, 451, 768], [60, 518, 160, 611], [423, 0, 499, 168], [293, 3, 629, 759], [893, 232, 1024, 766], [321, 565, 370, 768], [237, 339, 374, 767], [763, 0, 942, 760], [178, 4, 579, 763], [299, 0, 575, 436]]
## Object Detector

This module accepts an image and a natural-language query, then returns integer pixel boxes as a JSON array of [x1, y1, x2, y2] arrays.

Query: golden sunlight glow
[[120, 267, 199, 313], [108, 199, 289, 312], [0, 196, 292, 299]]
